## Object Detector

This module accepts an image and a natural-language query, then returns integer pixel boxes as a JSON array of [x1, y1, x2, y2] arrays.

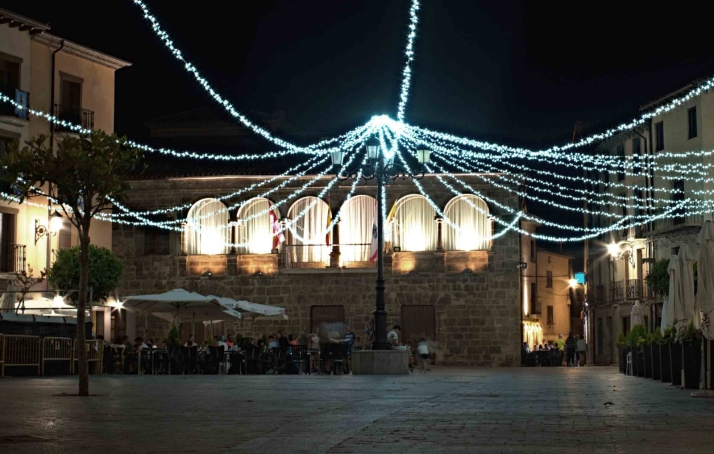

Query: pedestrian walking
[[417, 338, 430, 373], [576, 335, 587, 366], [565, 332, 576, 366]]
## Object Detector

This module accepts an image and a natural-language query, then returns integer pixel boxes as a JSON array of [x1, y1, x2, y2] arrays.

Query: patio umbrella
[[679, 245, 698, 329], [123, 289, 241, 336], [697, 221, 714, 339], [630, 301, 645, 328], [0, 281, 16, 312], [207, 296, 287, 320], [662, 255, 678, 333]]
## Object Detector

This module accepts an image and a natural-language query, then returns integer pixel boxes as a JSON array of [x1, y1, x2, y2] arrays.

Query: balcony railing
[[279, 243, 375, 269], [54, 104, 94, 130], [610, 279, 642, 301], [1, 243, 26, 273], [0, 85, 29, 120]]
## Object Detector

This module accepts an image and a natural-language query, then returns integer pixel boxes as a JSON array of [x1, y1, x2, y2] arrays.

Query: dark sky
[[5, 1, 714, 257]]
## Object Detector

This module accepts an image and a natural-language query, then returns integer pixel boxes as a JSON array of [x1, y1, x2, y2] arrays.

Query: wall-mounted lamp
[[35, 211, 63, 244]]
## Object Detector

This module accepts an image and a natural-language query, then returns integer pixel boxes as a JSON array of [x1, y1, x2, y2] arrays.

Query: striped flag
[[369, 200, 378, 262]]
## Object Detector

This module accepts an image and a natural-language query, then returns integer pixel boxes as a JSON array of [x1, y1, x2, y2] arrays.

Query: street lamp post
[[331, 140, 430, 350]]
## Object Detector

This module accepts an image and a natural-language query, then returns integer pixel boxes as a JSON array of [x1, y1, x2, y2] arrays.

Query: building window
[[444, 195, 491, 251], [530, 282, 538, 314], [547, 305, 554, 325], [616, 144, 625, 181], [530, 240, 536, 262], [597, 318, 604, 355], [0, 212, 17, 272], [186, 198, 230, 255], [688, 107, 697, 139], [287, 196, 332, 265], [237, 197, 281, 254], [546, 271, 553, 288], [672, 179, 685, 224], [58, 220, 72, 250], [391, 195, 437, 252], [655, 121, 664, 151], [632, 138, 641, 173], [339, 195, 377, 263], [622, 316, 631, 336], [145, 227, 170, 255]]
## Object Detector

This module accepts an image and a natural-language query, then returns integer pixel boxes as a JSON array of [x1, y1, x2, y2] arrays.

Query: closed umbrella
[[662, 255, 678, 333], [630, 301, 645, 327], [0, 281, 16, 312], [679, 245, 698, 328], [696, 221, 714, 339]]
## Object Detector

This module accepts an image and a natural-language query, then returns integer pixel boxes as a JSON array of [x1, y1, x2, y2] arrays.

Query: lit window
[[237, 197, 280, 254], [286, 196, 332, 265], [186, 198, 230, 255], [339, 195, 377, 264], [390, 195, 437, 252], [444, 194, 491, 251]]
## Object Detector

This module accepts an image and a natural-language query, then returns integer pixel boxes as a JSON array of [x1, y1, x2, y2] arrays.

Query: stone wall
[[113, 174, 522, 366]]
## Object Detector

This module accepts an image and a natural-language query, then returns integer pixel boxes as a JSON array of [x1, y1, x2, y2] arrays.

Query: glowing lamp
[[331, 150, 344, 167], [367, 144, 379, 160], [607, 243, 620, 257], [50, 210, 63, 233], [569, 278, 578, 288], [416, 149, 431, 164]]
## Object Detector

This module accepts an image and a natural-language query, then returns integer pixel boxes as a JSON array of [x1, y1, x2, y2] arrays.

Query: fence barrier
[[72, 339, 103, 374], [41, 337, 74, 375], [0, 334, 41, 377]]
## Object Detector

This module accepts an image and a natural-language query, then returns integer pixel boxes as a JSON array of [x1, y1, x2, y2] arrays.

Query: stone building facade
[[113, 172, 524, 366]]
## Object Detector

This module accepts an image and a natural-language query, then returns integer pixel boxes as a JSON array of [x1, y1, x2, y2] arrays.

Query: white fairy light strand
[[397, 0, 420, 123]]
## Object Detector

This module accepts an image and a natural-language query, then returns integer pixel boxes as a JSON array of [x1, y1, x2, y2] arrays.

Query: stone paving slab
[[0, 367, 713, 453]]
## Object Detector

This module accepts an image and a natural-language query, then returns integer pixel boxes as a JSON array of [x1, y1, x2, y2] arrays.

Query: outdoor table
[[150, 349, 169, 375]]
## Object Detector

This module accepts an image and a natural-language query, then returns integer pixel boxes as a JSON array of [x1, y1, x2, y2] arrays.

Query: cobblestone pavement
[[1, 367, 713, 453]]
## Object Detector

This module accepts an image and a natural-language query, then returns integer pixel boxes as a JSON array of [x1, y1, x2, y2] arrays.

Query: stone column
[[180, 222, 188, 255], [435, 215, 444, 252], [329, 219, 341, 268], [279, 218, 289, 267]]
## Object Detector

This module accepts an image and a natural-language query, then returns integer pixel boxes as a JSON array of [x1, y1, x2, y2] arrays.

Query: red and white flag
[[270, 202, 285, 250], [369, 200, 378, 262]]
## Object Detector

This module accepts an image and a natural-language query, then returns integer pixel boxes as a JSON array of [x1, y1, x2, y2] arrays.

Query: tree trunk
[[76, 224, 91, 396]]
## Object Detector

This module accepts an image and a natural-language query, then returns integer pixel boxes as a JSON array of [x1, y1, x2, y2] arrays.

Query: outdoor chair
[[168, 344, 183, 374], [243, 347, 263, 374], [181, 346, 198, 374], [139, 349, 152, 374], [227, 351, 246, 375], [204, 346, 225, 374], [152, 349, 170, 375], [291, 345, 310, 375], [626, 352, 632, 375], [327, 343, 349, 375]]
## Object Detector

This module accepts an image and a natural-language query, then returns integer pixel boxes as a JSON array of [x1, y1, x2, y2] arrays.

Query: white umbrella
[[206, 296, 287, 320], [0, 281, 16, 312], [696, 221, 714, 339], [679, 245, 698, 329], [630, 301, 645, 327], [662, 255, 678, 333], [122, 289, 241, 336]]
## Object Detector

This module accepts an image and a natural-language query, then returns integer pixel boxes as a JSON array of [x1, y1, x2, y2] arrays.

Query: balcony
[[54, 104, 94, 131], [0, 84, 29, 123], [0, 243, 26, 274], [279, 244, 375, 270], [610, 279, 642, 301]]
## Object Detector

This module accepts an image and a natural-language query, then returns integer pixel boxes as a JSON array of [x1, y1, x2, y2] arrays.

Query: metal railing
[[279, 243, 374, 269], [41, 337, 74, 375], [54, 104, 94, 130], [610, 279, 643, 301], [0, 85, 29, 119], [3, 243, 26, 273], [72, 339, 103, 374], [0, 334, 41, 376]]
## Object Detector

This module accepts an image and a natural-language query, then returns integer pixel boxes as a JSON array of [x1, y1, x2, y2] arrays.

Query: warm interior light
[[569, 278, 578, 288], [607, 243, 620, 257]]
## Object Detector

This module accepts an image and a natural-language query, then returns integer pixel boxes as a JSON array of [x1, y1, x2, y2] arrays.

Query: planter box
[[619, 347, 626, 373], [630, 346, 637, 376], [670, 343, 682, 386], [660, 343, 671, 382], [651, 345, 661, 380], [637, 349, 646, 377], [644, 345, 653, 378], [682, 340, 702, 390]]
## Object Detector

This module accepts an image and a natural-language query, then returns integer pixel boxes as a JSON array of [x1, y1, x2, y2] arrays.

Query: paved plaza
[[1, 367, 713, 453]]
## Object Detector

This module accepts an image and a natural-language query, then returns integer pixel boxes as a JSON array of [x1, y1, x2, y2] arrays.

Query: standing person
[[417, 338, 430, 373], [183, 335, 197, 348], [309, 328, 320, 373], [387, 325, 401, 348], [554, 334, 566, 351], [344, 328, 356, 372], [576, 335, 587, 366], [565, 332, 576, 366]]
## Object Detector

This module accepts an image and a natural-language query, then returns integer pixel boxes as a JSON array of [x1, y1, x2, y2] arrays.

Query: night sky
[[5, 1, 714, 257]]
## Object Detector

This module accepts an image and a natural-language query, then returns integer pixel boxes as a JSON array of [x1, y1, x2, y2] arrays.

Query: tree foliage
[[48, 245, 124, 303], [0, 131, 142, 396], [645, 258, 670, 298]]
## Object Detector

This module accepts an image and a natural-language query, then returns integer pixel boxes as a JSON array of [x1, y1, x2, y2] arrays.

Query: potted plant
[[616, 334, 627, 374], [629, 324, 647, 377], [650, 330, 662, 380], [642, 332, 653, 378], [680, 321, 702, 390], [659, 325, 675, 383]]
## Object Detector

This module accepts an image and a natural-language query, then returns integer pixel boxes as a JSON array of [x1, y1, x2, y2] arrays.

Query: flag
[[269, 202, 284, 250], [369, 200, 378, 262]]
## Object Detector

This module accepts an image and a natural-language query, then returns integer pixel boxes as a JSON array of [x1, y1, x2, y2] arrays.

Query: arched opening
[[286, 196, 332, 266], [236, 197, 280, 254], [185, 198, 230, 255], [444, 194, 491, 251], [390, 195, 437, 252], [339, 195, 377, 264]]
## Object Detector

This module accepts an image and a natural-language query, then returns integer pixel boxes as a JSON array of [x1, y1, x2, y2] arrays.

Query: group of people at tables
[[521, 333, 586, 367]]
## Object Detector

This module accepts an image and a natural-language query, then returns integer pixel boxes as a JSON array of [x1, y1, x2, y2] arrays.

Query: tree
[[48, 245, 124, 303], [1, 131, 142, 396], [645, 258, 670, 298]]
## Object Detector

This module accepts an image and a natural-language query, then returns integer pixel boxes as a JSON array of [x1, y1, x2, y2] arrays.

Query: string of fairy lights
[[3, 0, 714, 247]]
